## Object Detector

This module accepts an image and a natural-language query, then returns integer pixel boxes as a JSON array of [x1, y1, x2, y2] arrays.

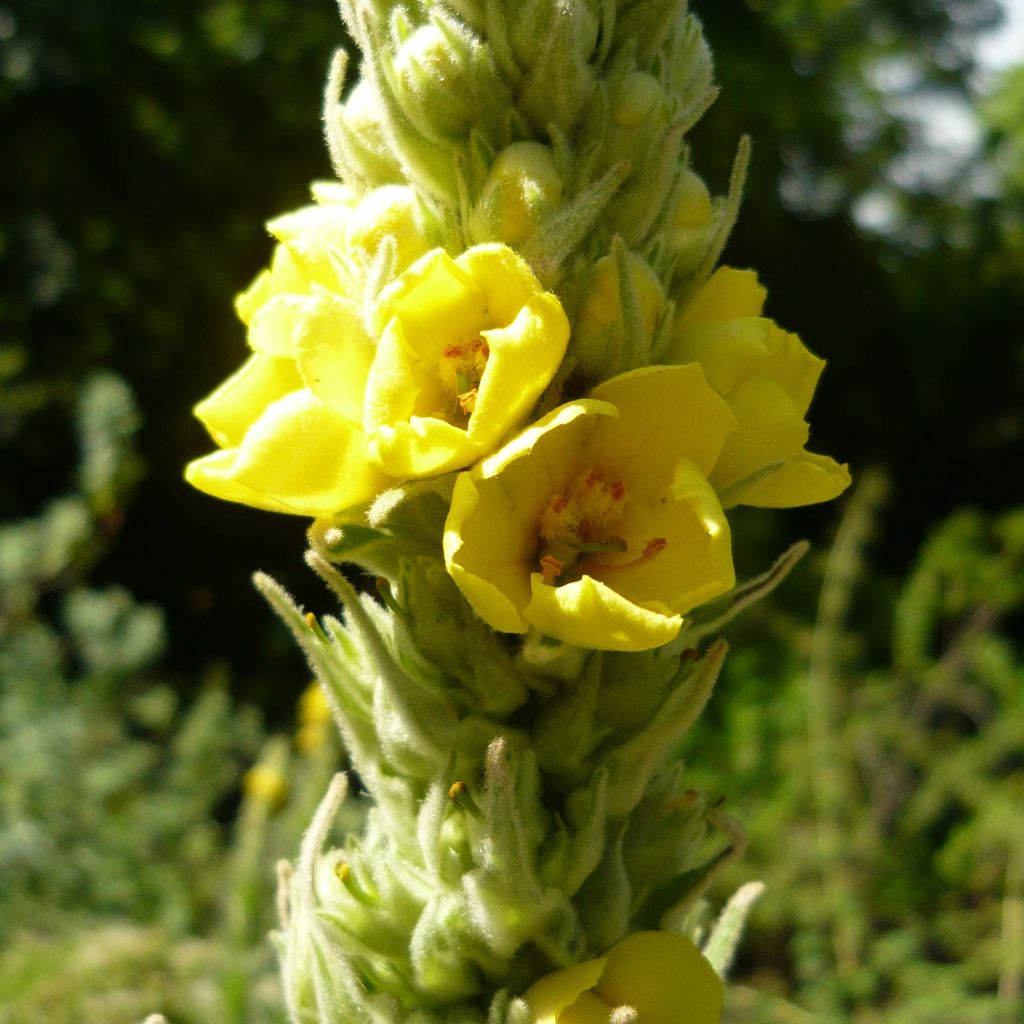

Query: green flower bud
[[336, 79, 404, 185], [573, 250, 666, 380], [508, 0, 600, 69], [470, 142, 563, 246], [393, 21, 479, 140], [666, 166, 713, 251], [611, 70, 669, 131], [515, 2, 597, 136]]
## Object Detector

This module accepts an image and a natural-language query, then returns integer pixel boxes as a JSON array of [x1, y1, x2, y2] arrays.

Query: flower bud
[[611, 71, 669, 132], [666, 167, 713, 252], [392, 22, 479, 140], [573, 251, 666, 380], [508, 0, 599, 68], [470, 142, 563, 246], [337, 80, 404, 185]]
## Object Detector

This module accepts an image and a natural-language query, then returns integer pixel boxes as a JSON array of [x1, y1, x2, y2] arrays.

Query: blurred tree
[[701, 476, 1024, 1023], [694, 0, 1023, 579], [0, 0, 355, 705]]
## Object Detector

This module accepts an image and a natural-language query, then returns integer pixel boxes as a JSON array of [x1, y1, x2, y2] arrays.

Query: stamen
[[438, 337, 490, 422], [457, 387, 478, 415], [593, 537, 668, 572], [539, 554, 565, 585]]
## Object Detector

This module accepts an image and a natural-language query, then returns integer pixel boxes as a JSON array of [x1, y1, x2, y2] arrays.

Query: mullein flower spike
[[186, 1, 851, 1022]]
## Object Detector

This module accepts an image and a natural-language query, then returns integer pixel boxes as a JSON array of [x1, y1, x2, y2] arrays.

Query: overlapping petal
[[524, 932, 722, 1024], [444, 366, 736, 652], [366, 244, 570, 478], [670, 266, 850, 507]]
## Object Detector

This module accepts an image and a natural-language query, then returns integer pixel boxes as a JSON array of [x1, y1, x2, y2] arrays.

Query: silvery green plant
[[224, 1, 803, 1021], [265, 502, 800, 1024]]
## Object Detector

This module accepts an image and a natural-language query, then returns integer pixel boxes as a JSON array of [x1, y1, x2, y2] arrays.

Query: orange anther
[[443, 344, 463, 358], [539, 554, 565, 585], [642, 537, 667, 559]]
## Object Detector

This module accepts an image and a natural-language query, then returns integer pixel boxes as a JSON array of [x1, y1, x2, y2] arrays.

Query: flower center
[[535, 468, 668, 586], [438, 336, 489, 421]]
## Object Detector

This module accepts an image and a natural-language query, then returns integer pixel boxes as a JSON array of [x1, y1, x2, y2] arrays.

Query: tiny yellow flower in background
[[444, 365, 736, 652], [244, 763, 288, 808], [296, 681, 333, 753], [524, 931, 723, 1024], [670, 267, 851, 508], [365, 244, 570, 478]]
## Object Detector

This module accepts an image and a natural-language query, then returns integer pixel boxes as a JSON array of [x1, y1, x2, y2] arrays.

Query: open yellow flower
[[364, 244, 570, 478], [443, 365, 736, 652], [524, 931, 722, 1024], [185, 291, 390, 516], [669, 267, 850, 508], [186, 184, 433, 516]]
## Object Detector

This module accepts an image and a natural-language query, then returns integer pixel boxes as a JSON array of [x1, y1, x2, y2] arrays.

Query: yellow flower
[[524, 931, 722, 1024], [244, 763, 288, 808], [669, 267, 851, 507], [186, 290, 390, 516], [443, 365, 736, 652], [186, 184, 433, 516], [364, 244, 570, 478], [296, 682, 333, 753]]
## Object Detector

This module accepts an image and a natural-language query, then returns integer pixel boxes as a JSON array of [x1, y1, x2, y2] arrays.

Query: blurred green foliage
[[2, 0, 1024, 1020], [701, 476, 1024, 1022], [0, 366, 342, 1021]]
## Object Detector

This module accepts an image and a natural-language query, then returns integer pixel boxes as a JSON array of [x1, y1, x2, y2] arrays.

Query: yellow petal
[[670, 318, 823, 416], [235, 268, 275, 326], [186, 390, 388, 517], [727, 450, 851, 508], [523, 573, 682, 652], [372, 247, 486, 341], [589, 365, 738, 483], [596, 932, 723, 1024], [709, 375, 809, 491], [293, 291, 374, 424], [468, 292, 569, 452], [523, 957, 608, 1024], [445, 476, 530, 634], [590, 459, 734, 614], [675, 266, 766, 332], [345, 185, 431, 274], [556, 992, 613, 1024], [368, 416, 479, 478], [248, 294, 310, 357], [266, 203, 354, 292], [444, 403, 610, 632], [194, 353, 302, 449], [311, 180, 358, 207], [456, 243, 549, 328]]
